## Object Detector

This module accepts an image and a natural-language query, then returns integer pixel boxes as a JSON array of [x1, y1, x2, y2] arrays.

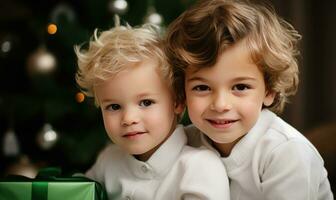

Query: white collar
[[126, 125, 186, 179]]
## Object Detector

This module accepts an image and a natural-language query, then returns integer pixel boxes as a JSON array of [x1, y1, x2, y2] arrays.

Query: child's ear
[[174, 102, 185, 114], [263, 91, 276, 106]]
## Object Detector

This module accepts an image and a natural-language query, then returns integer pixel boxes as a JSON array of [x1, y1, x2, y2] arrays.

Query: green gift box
[[0, 168, 107, 200]]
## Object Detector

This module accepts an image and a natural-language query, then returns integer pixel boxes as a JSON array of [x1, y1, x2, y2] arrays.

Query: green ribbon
[[1, 167, 107, 200], [30, 167, 57, 200], [32, 182, 48, 200]]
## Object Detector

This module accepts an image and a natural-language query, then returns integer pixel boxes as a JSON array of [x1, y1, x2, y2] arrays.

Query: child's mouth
[[123, 131, 146, 139], [207, 119, 238, 128]]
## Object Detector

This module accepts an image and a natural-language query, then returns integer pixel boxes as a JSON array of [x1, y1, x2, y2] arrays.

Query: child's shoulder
[[256, 110, 323, 162], [256, 109, 309, 143], [180, 144, 222, 168], [264, 111, 312, 146]]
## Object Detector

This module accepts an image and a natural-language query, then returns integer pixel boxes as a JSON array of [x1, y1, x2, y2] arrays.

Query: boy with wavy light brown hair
[[75, 16, 230, 200], [165, 0, 333, 199]]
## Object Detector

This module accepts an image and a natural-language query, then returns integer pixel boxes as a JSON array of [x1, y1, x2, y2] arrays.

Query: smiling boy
[[165, 0, 334, 199]]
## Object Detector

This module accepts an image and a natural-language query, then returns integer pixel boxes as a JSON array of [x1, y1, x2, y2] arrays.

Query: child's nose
[[121, 108, 139, 126], [210, 92, 232, 112]]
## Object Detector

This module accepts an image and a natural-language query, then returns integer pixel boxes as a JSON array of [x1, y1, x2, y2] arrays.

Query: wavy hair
[[165, 0, 301, 113]]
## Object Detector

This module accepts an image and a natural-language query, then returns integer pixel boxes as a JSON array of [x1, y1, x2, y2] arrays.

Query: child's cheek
[[186, 97, 205, 121]]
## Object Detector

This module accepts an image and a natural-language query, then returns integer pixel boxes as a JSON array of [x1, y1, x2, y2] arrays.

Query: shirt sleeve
[[260, 139, 327, 200], [85, 145, 109, 183], [179, 148, 230, 200]]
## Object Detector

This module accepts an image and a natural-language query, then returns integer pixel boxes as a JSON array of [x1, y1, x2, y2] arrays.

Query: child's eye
[[192, 85, 210, 91], [106, 104, 121, 111], [139, 99, 154, 107], [232, 84, 250, 91]]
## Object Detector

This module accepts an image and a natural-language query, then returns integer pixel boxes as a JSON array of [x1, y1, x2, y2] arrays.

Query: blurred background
[[0, 0, 335, 194]]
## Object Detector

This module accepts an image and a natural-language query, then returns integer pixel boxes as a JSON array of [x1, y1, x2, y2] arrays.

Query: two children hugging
[[75, 0, 333, 199]]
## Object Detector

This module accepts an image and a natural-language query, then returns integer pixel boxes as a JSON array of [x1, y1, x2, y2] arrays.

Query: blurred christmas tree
[[0, 0, 195, 176]]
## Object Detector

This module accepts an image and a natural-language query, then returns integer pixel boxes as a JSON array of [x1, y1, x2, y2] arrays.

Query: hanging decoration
[[75, 92, 85, 103], [0, 34, 18, 58], [2, 128, 20, 157], [109, 0, 129, 15], [47, 23, 58, 35], [144, 0, 163, 26], [50, 3, 76, 24], [1, 39, 12, 54], [27, 46, 57, 75], [36, 123, 59, 150]]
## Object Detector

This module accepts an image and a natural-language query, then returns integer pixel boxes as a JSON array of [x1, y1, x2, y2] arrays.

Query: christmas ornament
[[2, 129, 20, 157], [27, 46, 57, 75], [47, 23, 58, 35], [1, 40, 12, 54], [75, 92, 85, 103], [109, 0, 128, 15], [37, 123, 59, 150], [144, 6, 163, 26], [0, 34, 18, 57], [50, 3, 76, 24]]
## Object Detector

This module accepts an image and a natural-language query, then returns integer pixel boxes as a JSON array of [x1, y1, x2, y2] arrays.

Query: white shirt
[[86, 125, 230, 200], [186, 109, 333, 200]]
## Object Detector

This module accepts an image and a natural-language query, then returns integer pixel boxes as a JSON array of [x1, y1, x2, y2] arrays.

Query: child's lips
[[206, 119, 238, 128], [123, 131, 146, 138]]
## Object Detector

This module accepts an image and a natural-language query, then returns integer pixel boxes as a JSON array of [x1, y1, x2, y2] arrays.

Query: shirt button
[[141, 165, 148, 173]]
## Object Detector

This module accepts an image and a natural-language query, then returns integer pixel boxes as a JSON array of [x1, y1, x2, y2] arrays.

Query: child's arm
[[179, 147, 230, 200]]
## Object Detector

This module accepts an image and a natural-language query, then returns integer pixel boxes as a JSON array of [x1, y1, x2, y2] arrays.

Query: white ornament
[[37, 123, 58, 150], [144, 7, 163, 26], [109, 0, 128, 15], [27, 46, 57, 75], [3, 129, 20, 157]]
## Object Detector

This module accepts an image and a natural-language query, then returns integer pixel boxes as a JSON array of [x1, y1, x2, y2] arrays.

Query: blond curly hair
[[75, 16, 172, 106]]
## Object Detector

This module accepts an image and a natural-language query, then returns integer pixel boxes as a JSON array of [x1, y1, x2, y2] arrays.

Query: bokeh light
[[47, 23, 58, 35], [75, 92, 85, 103]]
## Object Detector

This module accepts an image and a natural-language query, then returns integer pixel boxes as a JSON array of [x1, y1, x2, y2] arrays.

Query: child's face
[[185, 41, 275, 155], [95, 59, 182, 161]]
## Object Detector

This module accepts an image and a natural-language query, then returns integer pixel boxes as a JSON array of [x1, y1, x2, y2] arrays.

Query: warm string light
[[47, 23, 58, 35], [75, 92, 85, 103]]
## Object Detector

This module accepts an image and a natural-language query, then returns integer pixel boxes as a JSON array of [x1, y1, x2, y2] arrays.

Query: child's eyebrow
[[186, 76, 257, 82], [137, 92, 159, 99], [186, 76, 208, 82], [100, 98, 117, 103], [232, 77, 257, 82]]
